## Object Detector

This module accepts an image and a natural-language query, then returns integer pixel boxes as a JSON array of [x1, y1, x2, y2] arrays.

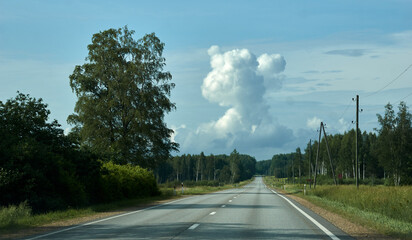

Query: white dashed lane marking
[[188, 224, 199, 230]]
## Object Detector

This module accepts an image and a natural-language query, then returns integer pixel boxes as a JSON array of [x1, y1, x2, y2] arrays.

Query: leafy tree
[[304, 141, 314, 178], [156, 151, 255, 184], [395, 102, 412, 184], [269, 153, 294, 179], [255, 160, 271, 175], [172, 156, 182, 181], [195, 152, 206, 181], [229, 149, 241, 183], [338, 129, 355, 178], [205, 154, 216, 180], [68, 26, 178, 168], [376, 103, 398, 184], [0, 93, 95, 212], [378, 102, 412, 185]]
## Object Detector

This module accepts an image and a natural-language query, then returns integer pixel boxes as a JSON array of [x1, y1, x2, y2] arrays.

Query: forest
[[264, 102, 412, 186], [155, 150, 256, 184]]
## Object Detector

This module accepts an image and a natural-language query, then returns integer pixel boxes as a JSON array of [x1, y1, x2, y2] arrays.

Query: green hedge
[[100, 162, 160, 202]]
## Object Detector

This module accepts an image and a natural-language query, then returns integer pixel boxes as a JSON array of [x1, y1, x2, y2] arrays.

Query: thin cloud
[[322, 70, 342, 74], [324, 49, 367, 57]]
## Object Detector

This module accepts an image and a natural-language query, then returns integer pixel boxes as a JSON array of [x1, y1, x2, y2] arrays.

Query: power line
[[362, 91, 412, 112], [337, 100, 354, 120], [363, 63, 412, 98], [396, 92, 412, 104]]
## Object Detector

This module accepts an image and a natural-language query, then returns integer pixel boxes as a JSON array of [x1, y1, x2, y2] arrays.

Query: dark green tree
[[376, 103, 398, 184], [395, 102, 412, 184], [380, 102, 412, 185], [295, 147, 302, 183], [68, 26, 178, 168], [255, 160, 271, 175], [0, 93, 97, 212], [229, 149, 241, 183], [338, 129, 355, 178]]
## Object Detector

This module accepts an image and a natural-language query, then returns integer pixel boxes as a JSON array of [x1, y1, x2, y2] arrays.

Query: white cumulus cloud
[[338, 118, 351, 133], [257, 53, 286, 76], [170, 124, 186, 143], [307, 116, 322, 130], [181, 45, 293, 154]]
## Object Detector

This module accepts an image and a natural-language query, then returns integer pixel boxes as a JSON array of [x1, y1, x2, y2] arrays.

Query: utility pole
[[309, 139, 312, 189], [313, 122, 322, 189], [322, 123, 337, 185], [355, 95, 359, 189], [292, 156, 295, 184]]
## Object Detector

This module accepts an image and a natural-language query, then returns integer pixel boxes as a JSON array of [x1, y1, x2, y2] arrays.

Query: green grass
[[0, 202, 31, 229], [264, 176, 412, 239], [0, 195, 170, 235], [0, 179, 253, 236]]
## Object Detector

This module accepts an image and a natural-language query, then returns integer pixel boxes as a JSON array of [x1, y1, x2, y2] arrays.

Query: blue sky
[[1, 1, 412, 160]]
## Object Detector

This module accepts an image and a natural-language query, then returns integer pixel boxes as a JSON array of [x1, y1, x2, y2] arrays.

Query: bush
[[100, 162, 159, 202], [0, 201, 31, 228]]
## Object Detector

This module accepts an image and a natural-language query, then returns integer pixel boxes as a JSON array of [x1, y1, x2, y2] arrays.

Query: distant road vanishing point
[[25, 177, 353, 240]]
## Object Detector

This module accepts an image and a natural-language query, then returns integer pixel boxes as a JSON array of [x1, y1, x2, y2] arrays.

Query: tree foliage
[[0, 93, 159, 213], [156, 150, 256, 184], [68, 26, 178, 168], [376, 102, 412, 185], [268, 102, 412, 185]]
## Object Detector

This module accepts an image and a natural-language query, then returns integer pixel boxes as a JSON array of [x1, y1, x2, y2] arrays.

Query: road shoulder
[[0, 197, 185, 240], [271, 188, 395, 240]]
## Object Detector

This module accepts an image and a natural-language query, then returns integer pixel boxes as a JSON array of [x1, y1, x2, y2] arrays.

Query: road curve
[[24, 177, 353, 240]]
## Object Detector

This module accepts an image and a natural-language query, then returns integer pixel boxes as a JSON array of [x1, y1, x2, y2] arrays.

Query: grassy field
[[264, 176, 412, 239], [0, 179, 252, 236]]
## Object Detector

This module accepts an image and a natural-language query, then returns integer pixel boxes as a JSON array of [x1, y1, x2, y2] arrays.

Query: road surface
[[25, 177, 353, 240]]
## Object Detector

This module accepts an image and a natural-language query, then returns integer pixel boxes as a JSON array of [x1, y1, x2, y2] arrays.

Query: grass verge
[[0, 178, 253, 238], [264, 176, 412, 239]]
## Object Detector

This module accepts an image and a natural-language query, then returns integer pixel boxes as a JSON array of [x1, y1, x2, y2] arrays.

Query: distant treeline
[[264, 102, 412, 186], [156, 150, 256, 184], [0, 93, 159, 213]]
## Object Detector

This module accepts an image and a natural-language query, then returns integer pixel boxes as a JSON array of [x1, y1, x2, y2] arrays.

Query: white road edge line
[[188, 224, 199, 230], [209, 211, 216, 215], [269, 188, 340, 240], [25, 196, 196, 240]]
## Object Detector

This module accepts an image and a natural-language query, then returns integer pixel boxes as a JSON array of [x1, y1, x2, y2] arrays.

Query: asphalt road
[[25, 177, 353, 240]]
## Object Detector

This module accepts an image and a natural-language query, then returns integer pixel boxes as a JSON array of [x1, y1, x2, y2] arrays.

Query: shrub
[[0, 201, 31, 228], [100, 162, 159, 202]]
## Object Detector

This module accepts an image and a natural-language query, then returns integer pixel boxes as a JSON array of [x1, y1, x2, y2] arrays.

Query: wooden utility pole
[[292, 157, 295, 184], [313, 122, 322, 189], [322, 123, 337, 185], [355, 95, 359, 189], [309, 139, 312, 188]]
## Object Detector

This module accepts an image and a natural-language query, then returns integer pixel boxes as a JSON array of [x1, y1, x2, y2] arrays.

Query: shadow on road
[[24, 222, 353, 240]]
